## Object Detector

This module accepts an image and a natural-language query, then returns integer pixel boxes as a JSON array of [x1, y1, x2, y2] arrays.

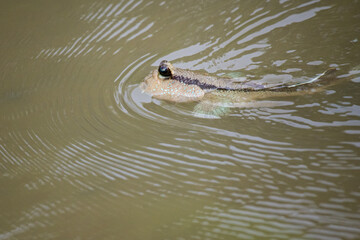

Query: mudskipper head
[[141, 60, 172, 92], [141, 60, 173, 89], [141, 60, 205, 102]]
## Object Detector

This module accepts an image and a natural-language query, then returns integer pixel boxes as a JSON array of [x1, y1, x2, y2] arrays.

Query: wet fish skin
[[141, 60, 337, 104]]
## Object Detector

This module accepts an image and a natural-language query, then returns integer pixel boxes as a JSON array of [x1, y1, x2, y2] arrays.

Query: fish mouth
[[139, 82, 146, 92], [140, 70, 158, 92]]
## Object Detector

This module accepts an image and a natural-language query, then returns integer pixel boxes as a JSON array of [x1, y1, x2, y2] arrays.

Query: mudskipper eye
[[158, 62, 172, 78]]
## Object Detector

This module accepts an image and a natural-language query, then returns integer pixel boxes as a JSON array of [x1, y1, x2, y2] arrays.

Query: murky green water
[[1, 0, 360, 239]]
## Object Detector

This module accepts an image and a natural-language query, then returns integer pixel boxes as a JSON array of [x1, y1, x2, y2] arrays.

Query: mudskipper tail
[[269, 68, 337, 91]]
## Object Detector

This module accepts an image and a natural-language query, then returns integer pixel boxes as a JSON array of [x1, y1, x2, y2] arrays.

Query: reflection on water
[[1, 0, 360, 239]]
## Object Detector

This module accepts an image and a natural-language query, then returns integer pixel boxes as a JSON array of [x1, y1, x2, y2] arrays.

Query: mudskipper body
[[140, 60, 337, 117]]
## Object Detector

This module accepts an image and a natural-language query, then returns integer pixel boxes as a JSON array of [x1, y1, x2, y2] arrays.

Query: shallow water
[[1, 0, 360, 239]]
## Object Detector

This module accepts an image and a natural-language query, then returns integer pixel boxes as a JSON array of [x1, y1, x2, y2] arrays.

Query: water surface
[[1, 0, 360, 239]]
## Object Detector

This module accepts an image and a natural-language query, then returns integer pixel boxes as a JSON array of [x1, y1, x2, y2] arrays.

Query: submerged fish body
[[140, 60, 337, 117]]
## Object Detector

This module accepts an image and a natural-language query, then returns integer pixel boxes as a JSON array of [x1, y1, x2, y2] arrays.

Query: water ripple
[[35, 1, 154, 60], [1, 0, 360, 239]]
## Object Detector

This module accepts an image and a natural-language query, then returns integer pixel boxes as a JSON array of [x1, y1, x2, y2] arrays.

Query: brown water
[[1, 0, 360, 239]]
